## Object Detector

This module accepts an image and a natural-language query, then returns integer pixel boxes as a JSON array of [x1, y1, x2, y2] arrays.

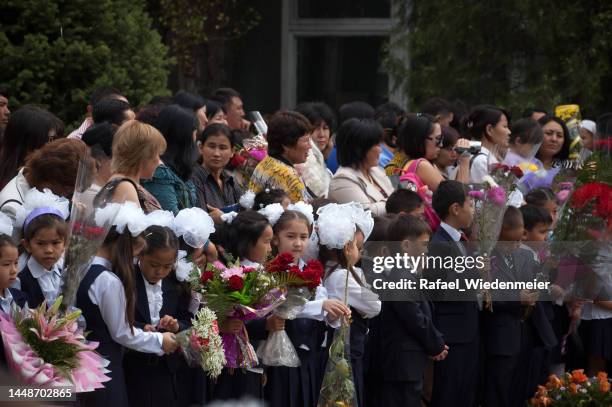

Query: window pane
[[297, 0, 390, 19], [297, 36, 389, 111]]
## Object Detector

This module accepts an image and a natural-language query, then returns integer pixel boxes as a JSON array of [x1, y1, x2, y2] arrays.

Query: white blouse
[[25, 256, 62, 303], [142, 272, 163, 326], [324, 266, 381, 319], [470, 146, 498, 184], [88, 257, 164, 355]]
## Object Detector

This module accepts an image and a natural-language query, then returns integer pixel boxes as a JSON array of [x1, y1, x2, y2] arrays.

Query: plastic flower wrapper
[[229, 135, 268, 190], [317, 267, 358, 407], [61, 160, 118, 312], [175, 307, 226, 379], [257, 254, 324, 367], [0, 296, 111, 391], [187, 257, 285, 369]]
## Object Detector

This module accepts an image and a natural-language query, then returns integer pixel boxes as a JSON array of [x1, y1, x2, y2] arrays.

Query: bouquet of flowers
[[188, 258, 284, 369], [229, 135, 268, 190], [175, 307, 226, 379], [61, 160, 117, 311], [317, 267, 358, 407], [0, 297, 111, 391], [256, 252, 324, 367], [469, 175, 508, 257], [530, 370, 611, 406]]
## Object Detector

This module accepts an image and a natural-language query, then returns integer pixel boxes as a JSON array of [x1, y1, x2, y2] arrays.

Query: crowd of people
[[0, 84, 610, 407]]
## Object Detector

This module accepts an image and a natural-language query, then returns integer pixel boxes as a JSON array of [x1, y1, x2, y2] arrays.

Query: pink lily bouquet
[[188, 258, 285, 369], [0, 296, 110, 392]]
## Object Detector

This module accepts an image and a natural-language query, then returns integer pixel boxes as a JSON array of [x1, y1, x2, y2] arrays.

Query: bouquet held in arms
[[187, 257, 284, 369], [0, 297, 110, 391], [61, 159, 116, 311], [175, 307, 226, 379], [318, 265, 358, 407], [229, 135, 268, 191], [256, 252, 324, 367]]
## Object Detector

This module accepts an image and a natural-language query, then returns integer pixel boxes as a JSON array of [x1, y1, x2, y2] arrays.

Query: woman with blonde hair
[[95, 120, 167, 213]]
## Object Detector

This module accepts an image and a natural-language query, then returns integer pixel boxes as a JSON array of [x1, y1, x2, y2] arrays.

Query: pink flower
[[487, 186, 506, 206], [248, 148, 267, 162], [221, 267, 244, 281], [212, 261, 226, 270], [557, 189, 570, 204], [469, 190, 485, 200]]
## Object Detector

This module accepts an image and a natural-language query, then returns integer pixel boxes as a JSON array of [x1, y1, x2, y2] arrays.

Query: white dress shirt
[[324, 266, 381, 319], [25, 257, 62, 303], [470, 146, 498, 183], [0, 288, 15, 314], [87, 257, 164, 355], [142, 272, 163, 326]]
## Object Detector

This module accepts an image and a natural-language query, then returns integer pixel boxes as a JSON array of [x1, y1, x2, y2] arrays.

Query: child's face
[[543, 200, 558, 226], [273, 219, 310, 263], [454, 197, 475, 229], [499, 224, 524, 252], [401, 233, 431, 258], [24, 227, 65, 270], [139, 248, 177, 284], [247, 225, 273, 264], [407, 204, 425, 219], [345, 230, 365, 266], [0, 245, 19, 289], [524, 222, 550, 244]]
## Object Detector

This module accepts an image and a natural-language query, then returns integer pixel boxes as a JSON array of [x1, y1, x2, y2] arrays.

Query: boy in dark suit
[[378, 214, 447, 407], [428, 180, 480, 407]]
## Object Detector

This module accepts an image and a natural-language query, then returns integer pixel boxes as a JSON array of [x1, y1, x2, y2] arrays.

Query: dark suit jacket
[[427, 226, 480, 344], [483, 247, 557, 356]]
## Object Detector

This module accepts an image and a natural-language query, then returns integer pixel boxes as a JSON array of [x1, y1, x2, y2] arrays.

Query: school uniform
[[427, 223, 481, 407], [483, 248, 557, 407], [76, 257, 165, 407], [0, 288, 28, 368], [376, 269, 445, 407], [209, 259, 267, 402], [324, 266, 381, 407], [264, 278, 335, 407], [123, 267, 191, 407], [17, 256, 62, 308]]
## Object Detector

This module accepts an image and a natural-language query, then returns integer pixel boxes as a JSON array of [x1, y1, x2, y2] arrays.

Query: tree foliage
[[386, 0, 612, 116], [0, 0, 171, 128]]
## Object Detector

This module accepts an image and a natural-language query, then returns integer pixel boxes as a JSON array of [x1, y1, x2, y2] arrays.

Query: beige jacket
[[328, 166, 394, 217]]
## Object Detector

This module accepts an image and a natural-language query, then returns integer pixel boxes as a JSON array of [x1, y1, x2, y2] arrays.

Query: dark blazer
[[483, 248, 557, 356], [18, 266, 45, 308], [427, 226, 480, 344]]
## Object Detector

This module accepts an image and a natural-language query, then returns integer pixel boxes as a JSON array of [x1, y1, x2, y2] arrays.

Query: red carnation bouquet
[[257, 253, 324, 367], [187, 258, 285, 369]]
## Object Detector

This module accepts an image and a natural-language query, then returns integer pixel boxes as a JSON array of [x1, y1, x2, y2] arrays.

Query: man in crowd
[[211, 87, 249, 130]]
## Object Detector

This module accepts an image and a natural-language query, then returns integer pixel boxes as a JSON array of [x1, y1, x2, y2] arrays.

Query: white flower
[[258, 203, 284, 226], [482, 175, 499, 188], [507, 190, 524, 208], [239, 190, 256, 209], [174, 207, 215, 249], [287, 201, 314, 225], [0, 212, 13, 237]]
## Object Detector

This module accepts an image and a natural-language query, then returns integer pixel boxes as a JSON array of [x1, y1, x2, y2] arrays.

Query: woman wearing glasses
[[433, 125, 471, 183], [464, 105, 512, 184]]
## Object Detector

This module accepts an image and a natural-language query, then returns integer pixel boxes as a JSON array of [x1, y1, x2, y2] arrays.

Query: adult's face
[[200, 134, 233, 171], [436, 141, 458, 169], [424, 123, 442, 160], [539, 121, 564, 159], [226, 97, 245, 130], [210, 110, 228, 125], [486, 114, 511, 148], [283, 134, 311, 165], [311, 121, 331, 152], [0, 95, 9, 130], [362, 143, 382, 169]]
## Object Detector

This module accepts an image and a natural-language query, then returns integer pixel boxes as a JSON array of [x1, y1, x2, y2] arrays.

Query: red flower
[[200, 271, 214, 284], [594, 139, 612, 151], [230, 153, 247, 168], [288, 265, 301, 276], [509, 166, 524, 178], [243, 267, 256, 274], [227, 275, 244, 291], [267, 252, 295, 273], [491, 163, 509, 172], [301, 259, 324, 289], [571, 183, 611, 210]]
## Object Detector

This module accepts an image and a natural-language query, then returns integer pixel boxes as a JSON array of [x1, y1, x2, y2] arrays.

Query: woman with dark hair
[[192, 123, 242, 222], [248, 110, 314, 203], [506, 118, 544, 168], [328, 118, 394, 216], [0, 138, 96, 239], [205, 99, 228, 125], [464, 105, 511, 183], [385, 113, 445, 191], [434, 125, 471, 182], [0, 105, 62, 190], [536, 115, 571, 169], [173, 90, 208, 133], [142, 105, 200, 213], [295, 102, 336, 197]]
